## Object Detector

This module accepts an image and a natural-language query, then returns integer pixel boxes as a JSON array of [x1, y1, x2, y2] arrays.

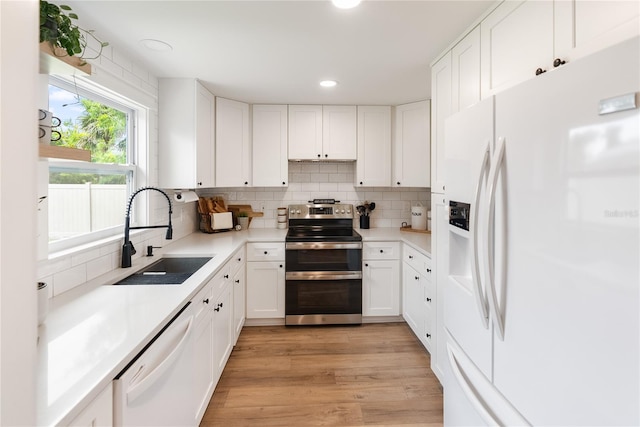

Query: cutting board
[[227, 205, 264, 218], [400, 226, 431, 234]]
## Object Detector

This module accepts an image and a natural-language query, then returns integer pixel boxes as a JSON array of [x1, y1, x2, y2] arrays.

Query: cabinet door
[[430, 53, 451, 194], [252, 105, 288, 187], [402, 262, 424, 337], [480, 0, 554, 97], [195, 83, 215, 188], [246, 261, 285, 318], [452, 26, 481, 112], [159, 79, 215, 189], [66, 383, 112, 427], [363, 260, 400, 316], [288, 105, 323, 160], [216, 97, 250, 187], [555, 0, 640, 62], [393, 101, 430, 187], [322, 105, 356, 160], [356, 106, 391, 187], [193, 302, 214, 423], [212, 284, 233, 384], [232, 264, 246, 344]]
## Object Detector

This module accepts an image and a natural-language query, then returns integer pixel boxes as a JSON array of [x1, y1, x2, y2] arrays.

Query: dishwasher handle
[[126, 314, 195, 404]]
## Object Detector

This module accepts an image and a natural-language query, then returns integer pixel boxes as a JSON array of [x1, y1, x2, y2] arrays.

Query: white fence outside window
[[48, 184, 126, 241]]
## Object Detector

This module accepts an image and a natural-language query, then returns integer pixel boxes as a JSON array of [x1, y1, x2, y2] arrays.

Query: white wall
[[0, 1, 38, 424]]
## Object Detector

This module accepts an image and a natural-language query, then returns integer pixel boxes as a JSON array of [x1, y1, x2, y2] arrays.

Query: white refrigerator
[[443, 36, 639, 426]]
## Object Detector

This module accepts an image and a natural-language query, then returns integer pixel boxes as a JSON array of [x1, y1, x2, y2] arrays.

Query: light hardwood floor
[[201, 322, 444, 426]]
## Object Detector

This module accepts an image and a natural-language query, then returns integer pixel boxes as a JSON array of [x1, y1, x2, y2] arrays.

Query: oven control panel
[[288, 204, 354, 219]]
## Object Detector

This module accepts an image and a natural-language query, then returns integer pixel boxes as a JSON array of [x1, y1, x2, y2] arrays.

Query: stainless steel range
[[285, 199, 363, 325]]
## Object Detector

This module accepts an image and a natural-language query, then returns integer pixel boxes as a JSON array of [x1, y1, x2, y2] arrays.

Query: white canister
[[277, 207, 287, 216], [38, 282, 49, 325], [277, 215, 287, 223], [411, 205, 427, 230]]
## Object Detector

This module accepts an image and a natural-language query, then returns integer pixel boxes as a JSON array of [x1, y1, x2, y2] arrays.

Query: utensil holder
[[359, 216, 370, 229]]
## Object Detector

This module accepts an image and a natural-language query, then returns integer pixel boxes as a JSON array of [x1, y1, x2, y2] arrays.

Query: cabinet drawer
[[363, 241, 400, 260], [229, 246, 246, 274], [211, 264, 231, 298], [403, 244, 431, 276], [247, 242, 285, 261], [192, 280, 213, 325]]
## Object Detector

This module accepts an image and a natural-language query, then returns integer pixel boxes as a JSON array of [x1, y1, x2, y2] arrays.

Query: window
[[47, 77, 137, 251]]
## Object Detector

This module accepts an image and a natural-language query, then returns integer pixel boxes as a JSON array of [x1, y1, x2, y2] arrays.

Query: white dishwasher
[[114, 302, 195, 427]]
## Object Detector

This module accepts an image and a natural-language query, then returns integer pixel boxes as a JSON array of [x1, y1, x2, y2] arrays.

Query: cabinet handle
[[214, 306, 220, 312], [238, 258, 242, 262], [426, 297, 432, 302], [426, 268, 431, 273], [535, 68, 547, 76], [409, 255, 413, 259], [359, 181, 363, 185], [553, 58, 566, 68], [317, 154, 321, 158], [235, 279, 240, 284], [426, 333, 431, 338], [397, 181, 401, 185], [203, 298, 209, 304], [197, 182, 202, 186], [415, 276, 420, 280], [264, 251, 268, 255], [364, 263, 369, 267], [324, 154, 328, 158], [244, 181, 248, 185], [282, 181, 286, 185], [279, 264, 283, 268], [379, 249, 384, 253]]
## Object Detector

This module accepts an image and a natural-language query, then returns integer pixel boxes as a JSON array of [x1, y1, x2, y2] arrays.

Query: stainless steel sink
[[115, 256, 213, 285]]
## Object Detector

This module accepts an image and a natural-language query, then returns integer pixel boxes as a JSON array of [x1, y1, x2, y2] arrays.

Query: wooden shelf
[[39, 42, 91, 76], [39, 145, 91, 162]]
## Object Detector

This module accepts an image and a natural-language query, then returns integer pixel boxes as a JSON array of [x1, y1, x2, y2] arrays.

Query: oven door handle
[[286, 271, 363, 280], [285, 242, 362, 250]]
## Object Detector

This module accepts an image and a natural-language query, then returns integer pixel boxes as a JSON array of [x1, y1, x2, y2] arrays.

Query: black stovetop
[[286, 219, 362, 242]]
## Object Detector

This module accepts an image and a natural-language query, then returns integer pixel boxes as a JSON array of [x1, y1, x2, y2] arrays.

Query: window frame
[[47, 76, 141, 254]]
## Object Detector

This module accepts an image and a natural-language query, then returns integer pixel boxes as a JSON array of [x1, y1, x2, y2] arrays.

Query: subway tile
[[53, 264, 87, 296], [319, 183, 338, 192], [301, 182, 320, 192], [309, 173, 329, 183], [112, 49, 133, 72], [71, 248, 101, 266], [86, 254, 114, 282]]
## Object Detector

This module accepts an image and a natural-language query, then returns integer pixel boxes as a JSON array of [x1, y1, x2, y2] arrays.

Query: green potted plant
[[39, 0, 108, 63]]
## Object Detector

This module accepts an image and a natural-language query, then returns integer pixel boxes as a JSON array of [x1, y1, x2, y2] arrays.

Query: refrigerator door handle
[[471, 142, 491, 329], [447, 342, 501, 426], [485, 136, 506, 340]]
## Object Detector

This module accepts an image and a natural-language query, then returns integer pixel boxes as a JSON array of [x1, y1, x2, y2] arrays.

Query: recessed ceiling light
[[320, 80, 338, 88], [331, 0, 362, 9], [139, 39, 173, 52]]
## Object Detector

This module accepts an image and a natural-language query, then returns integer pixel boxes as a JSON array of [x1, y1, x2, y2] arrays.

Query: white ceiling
[[66, 0, 494, 105]]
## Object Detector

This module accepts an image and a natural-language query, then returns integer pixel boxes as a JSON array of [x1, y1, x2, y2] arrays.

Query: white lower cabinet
[[246, 242, 285, 319], [362, 242, 400, 317], [66, 383, 112, 427], [212, 282, 233, 383], [192, 281, 214, 424], [402, 244, 433, 352], [231, 246, 246, 344]]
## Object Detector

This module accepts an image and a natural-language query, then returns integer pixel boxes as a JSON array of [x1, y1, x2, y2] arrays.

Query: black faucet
[[121, 187, 173, 268]]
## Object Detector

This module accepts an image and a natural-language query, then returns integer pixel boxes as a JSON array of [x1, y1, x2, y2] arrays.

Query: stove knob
[[346, 210, 351, 214], [296, 209, 301, 214], [290, 209, 295, 215], [341, 209, 345, 214]]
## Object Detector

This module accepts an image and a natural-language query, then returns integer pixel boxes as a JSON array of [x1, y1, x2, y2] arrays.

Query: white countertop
[[36, 227, 428, 426]]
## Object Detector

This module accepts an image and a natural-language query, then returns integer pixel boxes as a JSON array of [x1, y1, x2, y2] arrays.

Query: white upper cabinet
[[480, 0, 639, 98], [159, 79, 215, 189], [215, 97, 251, 187], [480, 0, 554, 97], [288, 105, 356, 160], [356, 106, 391, 187], [555, 0, 640, 62], [452, 26, 481, 113], [252, 105, 288, 187], [288, 105, 323, 160], [430, 52, 452, 195], [393, 100, 431, 188], [322, 105, 357, 160]]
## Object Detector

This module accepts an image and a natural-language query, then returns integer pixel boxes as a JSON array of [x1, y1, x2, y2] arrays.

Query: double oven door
[[285, 241, 362, 325]]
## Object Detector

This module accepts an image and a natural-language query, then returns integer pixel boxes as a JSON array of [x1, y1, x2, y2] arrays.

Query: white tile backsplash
[[199, 162, 430, 229]]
